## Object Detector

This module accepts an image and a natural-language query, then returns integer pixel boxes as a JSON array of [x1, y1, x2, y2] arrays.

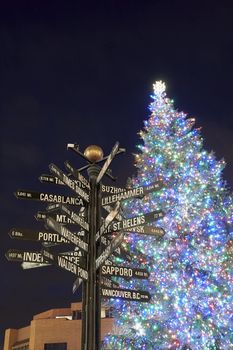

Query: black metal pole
[[95, 184, 102, 350], [85, 165, 100, 350]]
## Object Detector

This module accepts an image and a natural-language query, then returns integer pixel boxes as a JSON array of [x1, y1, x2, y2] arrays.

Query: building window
[[105, 307, 114, 318], [44, 343, 67, 350], [72, 310, 82, 319]]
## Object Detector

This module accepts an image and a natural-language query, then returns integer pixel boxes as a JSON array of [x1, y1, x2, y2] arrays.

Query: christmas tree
[[102, 82, 233, 350]]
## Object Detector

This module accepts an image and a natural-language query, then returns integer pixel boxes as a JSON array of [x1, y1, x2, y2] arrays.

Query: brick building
[[3, 302, 114, 350]]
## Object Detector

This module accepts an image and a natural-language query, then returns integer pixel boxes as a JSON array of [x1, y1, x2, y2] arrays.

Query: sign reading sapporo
[[15, 190, 84, 206], [101, 264, 149, 279]]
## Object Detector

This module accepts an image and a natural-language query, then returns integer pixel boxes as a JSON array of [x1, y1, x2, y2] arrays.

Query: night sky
[[1, 1, 233, 347]]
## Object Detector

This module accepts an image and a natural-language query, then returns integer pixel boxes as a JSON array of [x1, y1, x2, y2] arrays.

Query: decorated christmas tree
[[102, 82, 233, 350]]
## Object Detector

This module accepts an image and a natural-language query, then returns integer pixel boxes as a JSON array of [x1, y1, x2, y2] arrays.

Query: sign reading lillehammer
[[6, 142, 165, 350]]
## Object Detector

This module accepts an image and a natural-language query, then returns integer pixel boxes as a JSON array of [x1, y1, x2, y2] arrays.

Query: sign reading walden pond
[[6, 142, 165, 350]]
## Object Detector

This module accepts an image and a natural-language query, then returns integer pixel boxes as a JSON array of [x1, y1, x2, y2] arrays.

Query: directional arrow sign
[[39, 174, 87, 191], [40, 175, 126, 195], [102, 181, 163, 206], [73, 277, 82, 294], [49, 163, 89, 203], [39, 174, 65, 186], [101, 276, 119, 289], [21, 250, 85, 270], [96, 231, 125, 269], [101, 264, 149, 279], [15, 190, 84, 207], [100, 236, 131, 262], [101, 287, 151, 302], [6, 249, 49, 264], [21, 262, 51, 269], [96, 201, 121, 241], [125, 225, 165, 237], [9, 228, 70, 244], [101, 185, 126, 194], [64, 161, 90, 190], [35, 212, 85, 236], [96, 142, 120, 184], [42, 250, 88, 280], [58, 204, 89, 232], [46, 216, 88, 253], [36, 211, 75, 225], [105, 210, 165, 234]]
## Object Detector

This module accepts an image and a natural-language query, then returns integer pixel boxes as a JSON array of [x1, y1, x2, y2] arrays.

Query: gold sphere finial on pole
[[84, 145, 104, 163]]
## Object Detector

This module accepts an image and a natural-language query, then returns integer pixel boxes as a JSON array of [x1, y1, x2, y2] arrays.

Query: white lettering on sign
[[60, 205, 89, 231], [46, 217, 88, 252], [11, 230, 23, 237], [60, 226, 88, 252], [102, 187, 143, 206], [102, 265, 133, 277], [101, 288, 132, 299], [39, 193, 84, 206], [96, 246, 111, 269], [49, 164, 89, 202], [23, 252, 44, 263], [111, 215, 146, 232], [132, 292, 141, 299], [101, 185, 126, 194], [56, 214, 74, 224], [57, 256, 88, 280], [57, 256, 77, 274], [96, 202, 120, 241], [38, 231, 68, 243]]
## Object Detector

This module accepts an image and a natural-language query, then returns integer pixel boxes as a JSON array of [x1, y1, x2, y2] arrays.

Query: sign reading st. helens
[[46, 216, 88, 253], [101, 264, 149, 279], [15, 190, 84, 206], [106, 210, 165, 233], [102, 181, 163, 206], [101, 287, 151, 302], [49, 163, 89, 203]]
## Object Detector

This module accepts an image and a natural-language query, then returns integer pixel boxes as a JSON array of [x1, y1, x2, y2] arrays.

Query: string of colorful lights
[[102, 82, 233, 350]]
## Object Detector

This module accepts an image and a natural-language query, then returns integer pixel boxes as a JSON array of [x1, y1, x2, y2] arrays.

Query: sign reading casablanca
[[15, 190, 84, 206]]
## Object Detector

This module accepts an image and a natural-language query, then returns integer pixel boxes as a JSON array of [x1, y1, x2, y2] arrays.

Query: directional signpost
[[101, 287, 151, 302], [6, 141, 166, 350]]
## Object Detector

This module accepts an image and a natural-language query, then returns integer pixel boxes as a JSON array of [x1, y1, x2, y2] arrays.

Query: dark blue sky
[[1, 0, 233, 347]]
